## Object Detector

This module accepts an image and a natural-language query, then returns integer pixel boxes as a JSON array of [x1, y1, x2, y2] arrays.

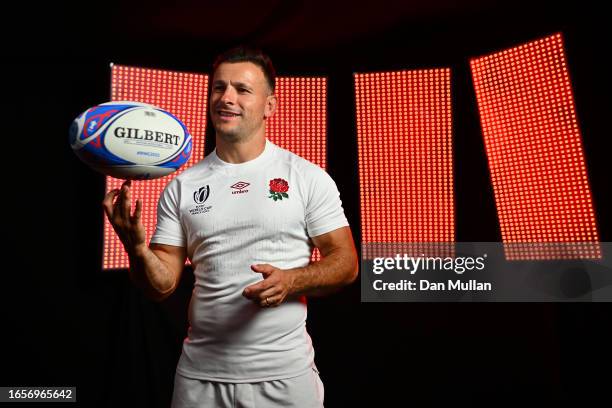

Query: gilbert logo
[[113, 127, 180, 146], [231, 181, 250, 195], [194, 185, 210, 204]]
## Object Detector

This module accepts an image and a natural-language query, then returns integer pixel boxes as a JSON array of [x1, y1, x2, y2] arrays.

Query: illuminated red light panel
[[267, 77, 327, 261], [470, 33, 601, 260], [355, 69, 454, 259], [103, 64, 208, 269], [267, 77, 327, 168]]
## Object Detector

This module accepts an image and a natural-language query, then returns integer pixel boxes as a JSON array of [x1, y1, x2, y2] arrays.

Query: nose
[[220, 86, 237, 105]]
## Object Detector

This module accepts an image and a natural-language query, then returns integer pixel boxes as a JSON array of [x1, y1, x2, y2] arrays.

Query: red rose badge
[[268, 178, 289, 201]]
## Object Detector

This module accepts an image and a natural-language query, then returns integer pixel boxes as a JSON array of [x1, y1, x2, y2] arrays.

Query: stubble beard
[[217, 128, 247, 143], [215, 120, 262, 144]]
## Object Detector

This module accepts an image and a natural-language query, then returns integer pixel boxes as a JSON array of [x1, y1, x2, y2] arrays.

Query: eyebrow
[[212, 80, 252, 89]]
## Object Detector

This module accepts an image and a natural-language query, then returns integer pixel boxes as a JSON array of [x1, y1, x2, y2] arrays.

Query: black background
[[3, 1, 611, 406]]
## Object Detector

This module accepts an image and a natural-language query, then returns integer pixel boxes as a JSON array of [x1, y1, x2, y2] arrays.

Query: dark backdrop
[[3, 1, 611, 407]]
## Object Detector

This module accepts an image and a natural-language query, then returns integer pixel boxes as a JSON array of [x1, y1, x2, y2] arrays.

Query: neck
[[215, 133, 266, 164]]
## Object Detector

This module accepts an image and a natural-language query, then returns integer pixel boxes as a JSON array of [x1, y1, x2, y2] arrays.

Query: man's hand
[[102, 180, 146, 255], [242, 264, 296, 308]]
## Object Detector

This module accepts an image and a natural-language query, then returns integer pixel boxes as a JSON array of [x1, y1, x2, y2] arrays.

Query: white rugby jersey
[[151, 139, 349, 382]]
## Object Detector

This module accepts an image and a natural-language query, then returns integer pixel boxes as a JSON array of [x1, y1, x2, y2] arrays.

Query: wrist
[[285, 267, 302, 295], [129, 242, 148, 258]]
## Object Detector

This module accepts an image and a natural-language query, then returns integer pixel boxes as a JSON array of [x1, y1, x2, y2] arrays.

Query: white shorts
[[170, 368, 325, 408]]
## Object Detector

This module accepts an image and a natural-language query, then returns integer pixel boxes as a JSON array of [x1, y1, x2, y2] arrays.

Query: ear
[[264, 94, 277, 119]]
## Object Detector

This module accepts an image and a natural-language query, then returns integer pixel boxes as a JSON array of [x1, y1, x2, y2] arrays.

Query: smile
[[218, 110, 241, 117]]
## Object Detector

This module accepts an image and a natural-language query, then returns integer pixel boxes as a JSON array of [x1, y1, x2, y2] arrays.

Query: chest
[[180, 170, 306, 242]]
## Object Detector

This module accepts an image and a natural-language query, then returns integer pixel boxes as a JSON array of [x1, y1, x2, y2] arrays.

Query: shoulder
[[271, 142, 328, 180], [159, 154, 215, 196], [269, 143, 340, 205], [175, 154, 214, 182]]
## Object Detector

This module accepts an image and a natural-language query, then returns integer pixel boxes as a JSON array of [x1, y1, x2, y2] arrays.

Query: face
[[210, 62, 276, 143]]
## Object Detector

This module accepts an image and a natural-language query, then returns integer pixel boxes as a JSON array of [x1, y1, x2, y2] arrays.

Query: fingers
[[132, 199, 142, 222], [243, 265, 289, 307], [120, 181, 132, 221], [102, 180, 141, 227], [102, 189, 121, 219], [243, 279, 273, 299], [101, 181, 147, 253], [244, 279, 283, 307], [259, 289, 282, 307], [113, 180, 126, 209]]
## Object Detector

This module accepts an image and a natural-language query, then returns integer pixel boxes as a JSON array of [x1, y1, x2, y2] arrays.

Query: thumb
[[251, 264, 274, 276]]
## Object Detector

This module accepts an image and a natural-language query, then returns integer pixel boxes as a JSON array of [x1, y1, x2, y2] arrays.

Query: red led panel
[[103, 64, 208, 269], [267, 77, 327, 168], [470, 33, 601, 260], [355, 69, 454, 258], [268, 77, 327, 260]]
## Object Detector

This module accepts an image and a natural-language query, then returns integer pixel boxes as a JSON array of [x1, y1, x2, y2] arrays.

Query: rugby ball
[[69, 101, 192, 179]]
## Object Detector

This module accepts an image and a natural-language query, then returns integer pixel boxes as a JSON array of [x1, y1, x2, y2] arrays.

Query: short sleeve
[[304, 166, 350, 238], [150, 179, 186, 247]]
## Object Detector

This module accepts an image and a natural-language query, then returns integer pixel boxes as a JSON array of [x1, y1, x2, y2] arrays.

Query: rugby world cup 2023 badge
[[194, 185, 210, 204], [189, 185, 212, 215]]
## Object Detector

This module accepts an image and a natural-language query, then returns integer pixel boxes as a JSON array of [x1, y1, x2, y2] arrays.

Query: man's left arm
[[243, 226, 358, 307]]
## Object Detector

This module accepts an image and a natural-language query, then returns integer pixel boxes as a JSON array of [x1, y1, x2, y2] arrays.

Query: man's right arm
[[128, 243, 187, 302], [103, 180, 186, 302]]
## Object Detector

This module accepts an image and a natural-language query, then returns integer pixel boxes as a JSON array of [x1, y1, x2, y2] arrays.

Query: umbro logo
[[231, 181, 250, 190], [231, 181, 250, 195]]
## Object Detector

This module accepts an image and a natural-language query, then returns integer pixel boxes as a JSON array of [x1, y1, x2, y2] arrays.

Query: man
[[102, 46, 358, 407]]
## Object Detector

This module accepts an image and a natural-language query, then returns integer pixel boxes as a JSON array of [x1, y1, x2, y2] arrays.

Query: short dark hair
[[212, 46, 276, 93]]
